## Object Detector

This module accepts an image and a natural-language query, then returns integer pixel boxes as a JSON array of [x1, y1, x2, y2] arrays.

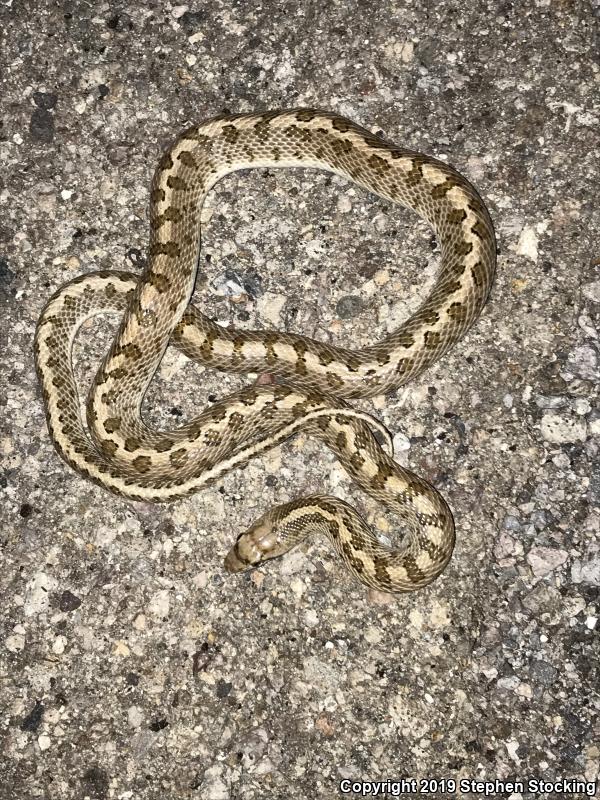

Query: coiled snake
[[34, 109, 496, 593]]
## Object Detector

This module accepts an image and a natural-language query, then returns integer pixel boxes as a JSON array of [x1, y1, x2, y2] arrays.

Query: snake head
[[224, 515, 290, 573]]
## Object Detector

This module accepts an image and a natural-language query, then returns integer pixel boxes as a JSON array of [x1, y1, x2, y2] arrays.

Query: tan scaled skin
[[34, 109, 495, 593]]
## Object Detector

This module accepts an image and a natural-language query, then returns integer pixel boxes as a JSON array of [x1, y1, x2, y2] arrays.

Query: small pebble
[[527, 546, 568, 577], [540, 412, 587, 443]]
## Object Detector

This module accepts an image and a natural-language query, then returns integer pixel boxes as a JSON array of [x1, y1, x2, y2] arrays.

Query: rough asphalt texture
[[1, 1, 599, 799]]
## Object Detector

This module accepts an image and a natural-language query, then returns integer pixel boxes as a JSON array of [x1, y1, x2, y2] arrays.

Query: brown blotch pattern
[[109, 366, 128, 380], [284, 125, 315, 144], [207, 404, 228, 423], [443, 279, 463, 295], [424, 330, 442, 349], [350, 451, 365, 471], [263, 332, 280, 366], [154, 438, 176, 453], [448, 208, 467, 224], [406, 158, 425, 187], [186, 419, 206, 442], [470, 263, 485, 288], [253, 110, 281, 125], [133, 455, 152, 473], [341, 540, 365, 575], [363, 133, 396, 152], [344, 517, 366, 552], [158, 153, 174, 172], [470, 219, 489, 240], [99, 440, 118, 458], [150, 241, 180, 260], [295, 110, 318, 122], [313, 416, 330, 434], [273, 385, 292, 402], [166, 175, 188, 191], [253, 121, 273, 143], [198, 332, 217, 360], [203, 430, 221, 447], [146, 271, 171, 293], [228, 411, 244, 430], [313, 498, 341, 517], [420, 535, 441, 560], [326, 372, 344, 389], [232, 334, 246, 359], [169, 475, 190, 488], [344, 354, 361, 372], [396, 357, 415, 376], [181, 126, 212, 144], [155, 207, 184, 226], [422, 310, 440, 325], [221, 125, 240, 143], [62, 295, 77, 309], [293, 340, 308, 375], [447, 301, 468, 322], [291, 400, 309, 419], [405, 479, 424, 497], [317, 349, 335, 367], [372, 460, 395, 489], [431, 178, 457, 199], [376, 349, 392, 367], [169, 448, 189, 468], [394, 331, 415, 349], [373, 556, 394, 590], [115, 342, 142, 361], [103, 417, 121, 434], [332, 117, 352, 132], [368, 154, 389, 175], [455, 240, 474, 257], [240, 388, 258, 406], [177, 150, 197, 168], [331, 138, 354, 156], [403, 556, 426, 585]]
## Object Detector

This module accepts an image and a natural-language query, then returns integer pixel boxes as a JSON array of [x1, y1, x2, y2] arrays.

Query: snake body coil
[[34, 109, 496, 593]]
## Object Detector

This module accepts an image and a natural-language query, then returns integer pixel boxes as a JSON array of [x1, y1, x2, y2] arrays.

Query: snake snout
[[223, 518, 285, 573]]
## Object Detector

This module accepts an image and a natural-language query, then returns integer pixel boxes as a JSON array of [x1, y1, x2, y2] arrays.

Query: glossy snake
[[34, 109, 496, 593]]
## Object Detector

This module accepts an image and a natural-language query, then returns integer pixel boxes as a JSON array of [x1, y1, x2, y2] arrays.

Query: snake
[[34, 109, 496, 594]]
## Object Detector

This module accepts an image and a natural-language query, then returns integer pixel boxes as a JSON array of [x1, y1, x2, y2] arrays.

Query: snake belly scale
[[34, 109, 496, 594]]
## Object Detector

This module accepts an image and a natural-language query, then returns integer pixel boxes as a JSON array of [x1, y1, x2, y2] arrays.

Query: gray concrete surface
[[1, 1, 599, 798]]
